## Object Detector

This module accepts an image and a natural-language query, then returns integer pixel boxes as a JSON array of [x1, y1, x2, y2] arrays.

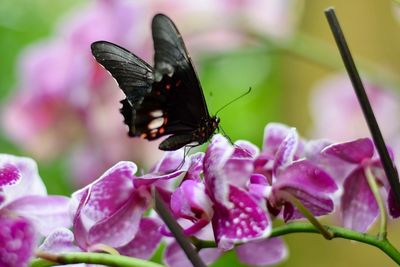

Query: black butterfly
[[91, 14, 219, 151]]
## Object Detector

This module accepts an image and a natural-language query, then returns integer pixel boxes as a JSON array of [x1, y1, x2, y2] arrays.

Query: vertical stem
[[364, 166, 387, 239], [324, 7, 400, 207], [153, 188, 207, 267]]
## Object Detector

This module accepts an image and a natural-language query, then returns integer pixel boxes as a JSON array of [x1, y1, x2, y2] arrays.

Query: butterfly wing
[[91, 41, 155, 136], [151, 14, 211, 129]]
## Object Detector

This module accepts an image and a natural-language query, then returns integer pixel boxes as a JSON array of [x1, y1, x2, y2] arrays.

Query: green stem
[[194, 222, 400, 265], [31, 252, 165, 267], [280, 191, 334, 239], [364, 166, 387, 239]]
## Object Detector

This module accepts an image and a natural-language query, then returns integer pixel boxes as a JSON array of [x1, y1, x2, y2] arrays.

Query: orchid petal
[[171, 180, 213, 221], [151, 150, 185, 173], [262, 123, 291, 156], [341, 168, 379, 232], [164, 241, 222, 267], [213, 185, 270, 249], [0, 154, 46, 205], [39, 228, 81, 253], [273, 128, 299, 173], [236, 237, 288, 266], [117, 218, 162, 259], [87, 189, 150, 248], [0, 163, 20, 188], [204, 134, 234, 206], [0, 215, 37, 267], [323, 138, 374, 164], [71, 161, 137, 227], [273, 160, 337, 220], [183, 152, 204, 182], [5, 195, 71, 236]]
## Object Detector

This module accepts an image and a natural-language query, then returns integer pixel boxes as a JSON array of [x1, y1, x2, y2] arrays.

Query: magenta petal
[[0, 154, 46, 203], [204, 134, 234, 206], [183, 152, 204, 181], [72, 161, 137, 226], [282, 194, 334, 222], [151, 150, 185, 173], [88, 190, 150, 248], [323, 138, 374, 164], [273, 128, 298, 172], [171, 180, 213, 221], [0, 163, 21, 188], [341, 168, 379, 232], [233, 140, 259, 158], [213, 186, 271, 249], [236, 237, 288, 266], [273, 160, 337, 220], [39, 228, 81, 253], [0, 215, 37, 267], [164, 241, 222, 267], [5, 195, 71, 236], [117, 218, 162, 259], [262, 123, 291, 156], [275, 160, 338, 194]]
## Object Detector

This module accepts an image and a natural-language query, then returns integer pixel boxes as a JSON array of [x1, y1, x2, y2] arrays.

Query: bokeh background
[[1, 0, 400, 266]]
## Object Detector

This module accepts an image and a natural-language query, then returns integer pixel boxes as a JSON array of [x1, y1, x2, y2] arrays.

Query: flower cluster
[[4, 122, 397, 266]]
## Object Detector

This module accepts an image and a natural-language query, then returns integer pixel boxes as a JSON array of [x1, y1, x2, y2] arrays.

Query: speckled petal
[[204, 134, 234, 207], [273, 128, 298, 173], [213, 185, 271, 250], [183, 152, 204, 181], [222, 141, 258, 189], [262, 123, 292, 156], [0, 154, 46, 204], [5, 195, 71, 236], [87, 189, 150, 247], [171, 180, 213, 221], [39, 228, 80, 253], [117, 218, 162, 259], [164, 241, 222, 267], [236, 237, 288, 266], [341, 168, 379, 232], [322, 138, 374, 164], [0, 163, 20, 188], [0, 215, 37, 267], [71, 161, 137, 228]]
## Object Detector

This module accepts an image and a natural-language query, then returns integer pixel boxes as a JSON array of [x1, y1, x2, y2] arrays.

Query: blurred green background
[[1, 0, 400, 266]]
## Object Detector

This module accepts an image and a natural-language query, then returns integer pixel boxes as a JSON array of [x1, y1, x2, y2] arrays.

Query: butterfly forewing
[[151, 14, 211, 125], [91, 41, 154, 106]]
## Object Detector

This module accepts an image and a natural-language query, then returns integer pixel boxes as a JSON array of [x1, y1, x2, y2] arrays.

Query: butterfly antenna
[[215, 87, 252, 116], [218, 124, 234, 145]]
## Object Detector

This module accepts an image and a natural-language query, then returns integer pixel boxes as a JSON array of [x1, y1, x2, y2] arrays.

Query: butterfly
[[91, 14, 219, 151]]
